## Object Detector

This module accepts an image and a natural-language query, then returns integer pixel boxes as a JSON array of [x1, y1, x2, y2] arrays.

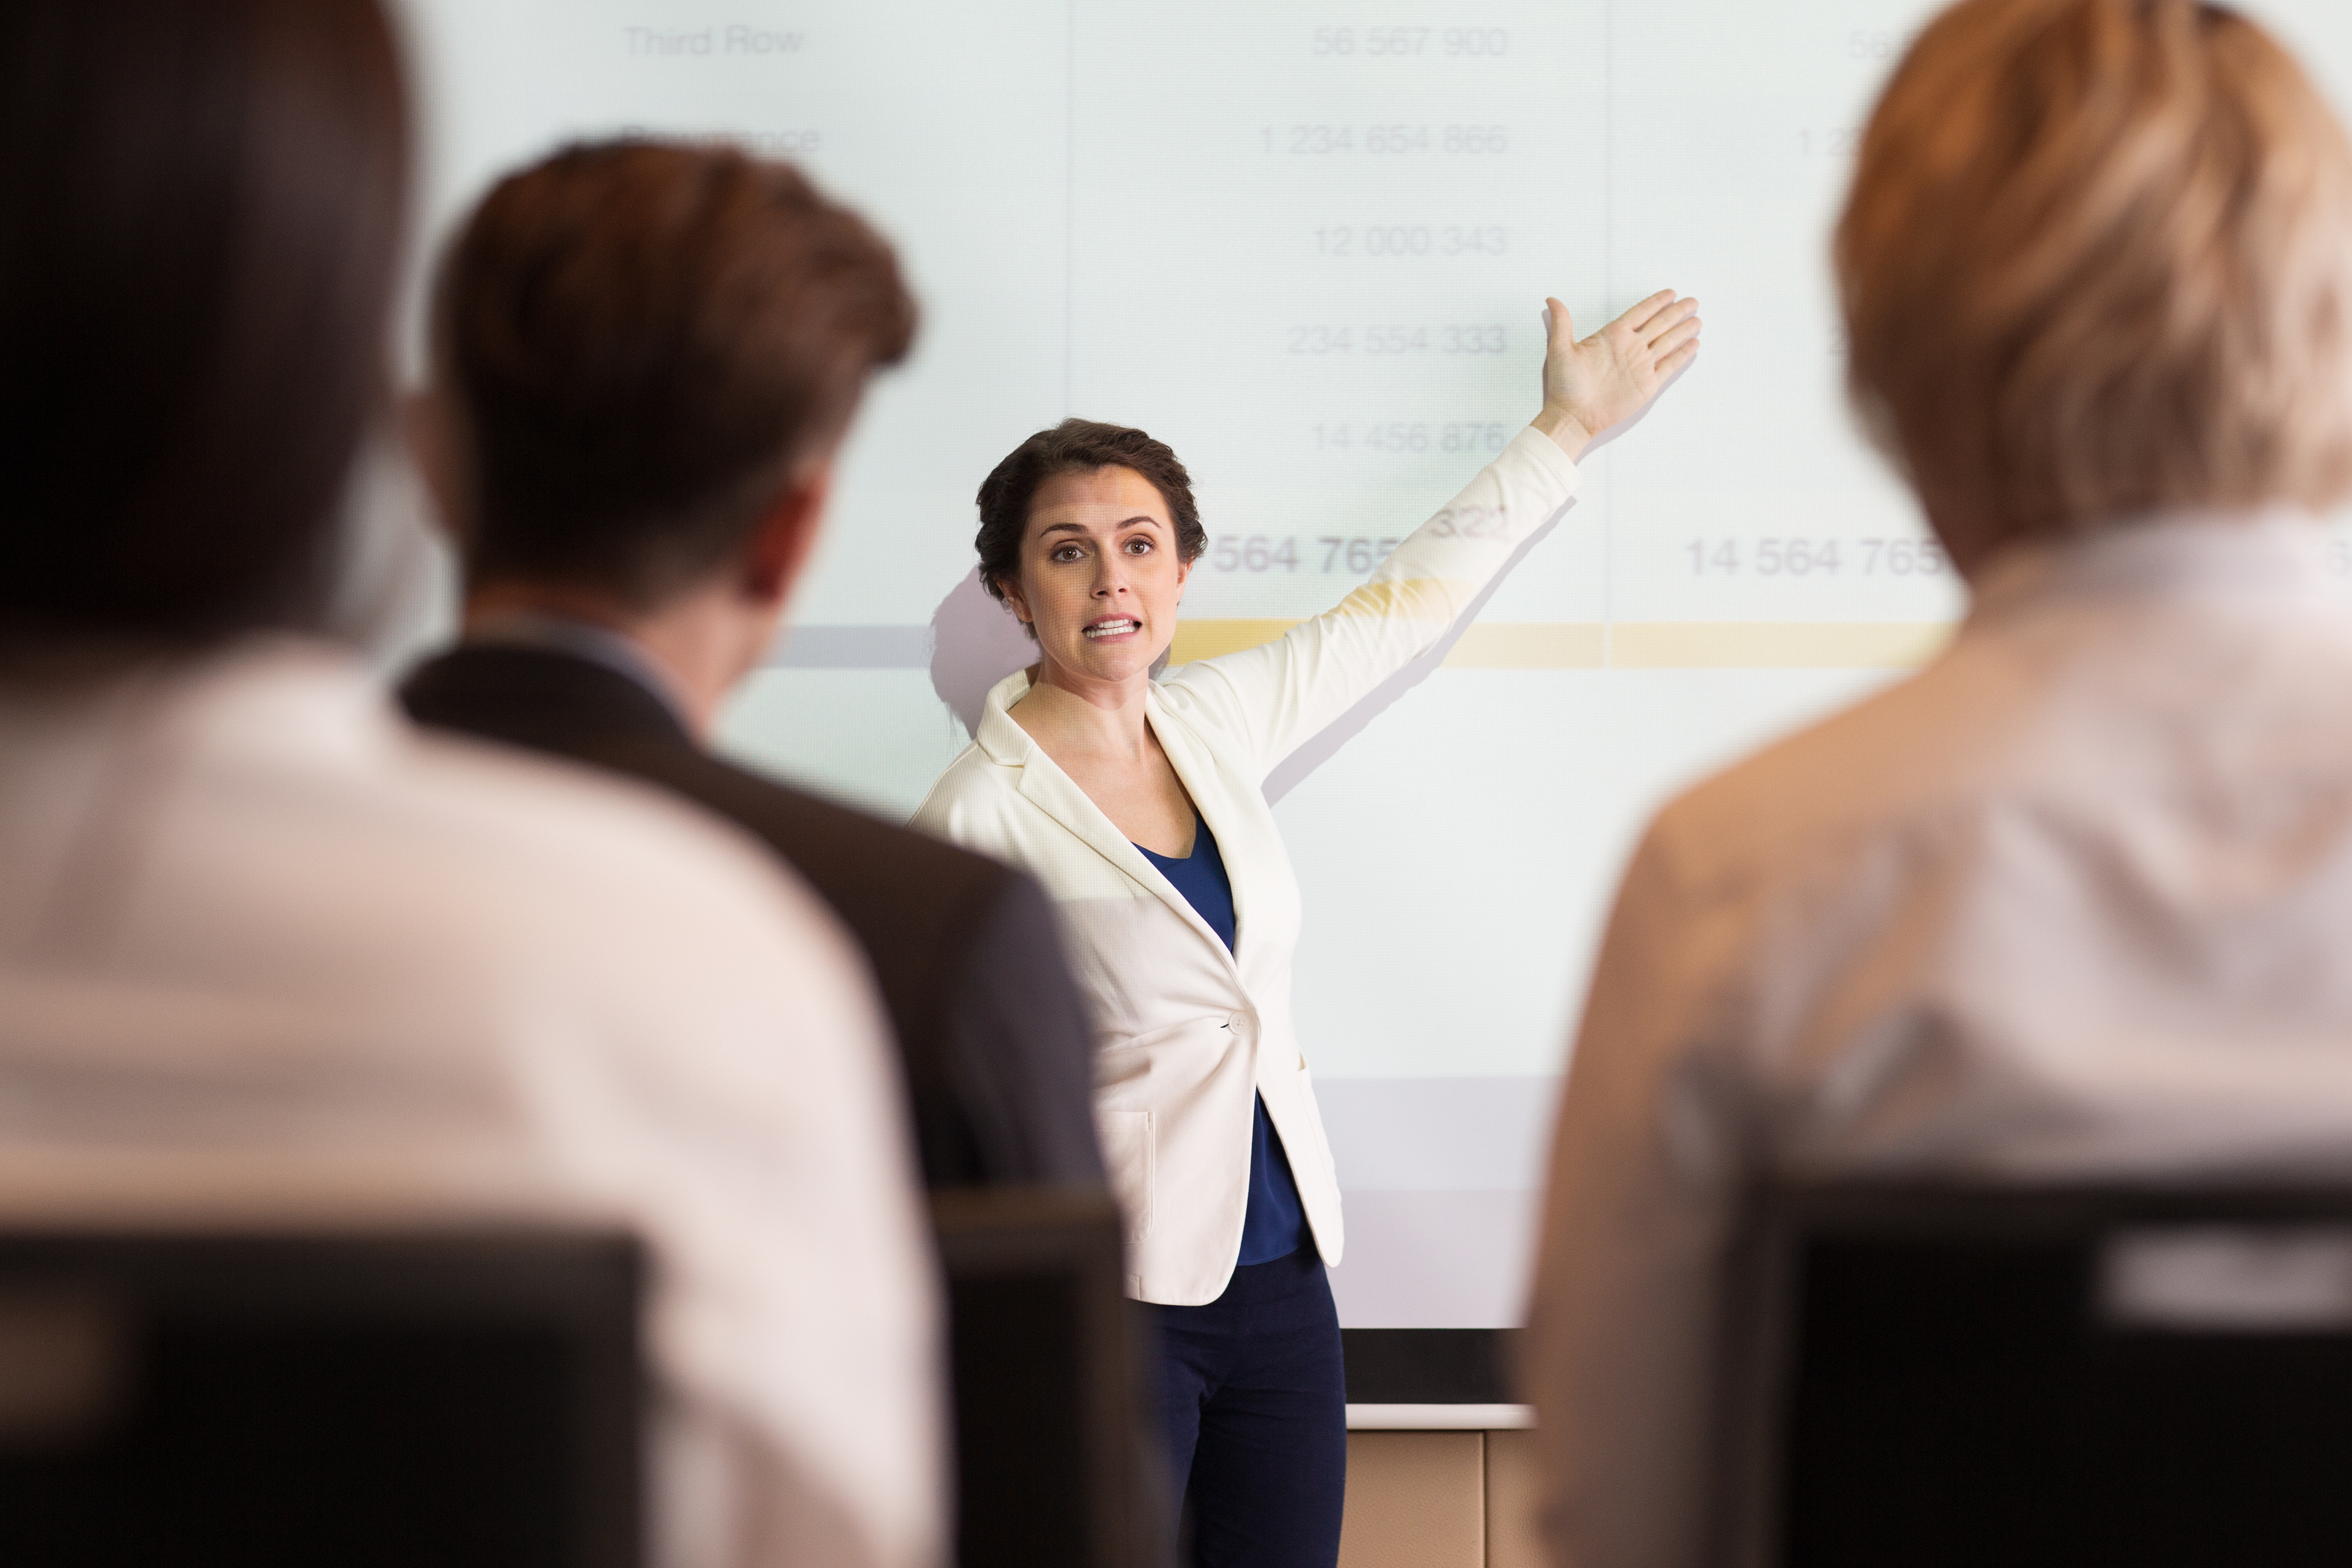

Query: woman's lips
[[1083, 617, 1141, 640]]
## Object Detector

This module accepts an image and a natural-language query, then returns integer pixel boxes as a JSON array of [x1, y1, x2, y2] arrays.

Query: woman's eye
[[1126, 538, 1153, 554], [1051, 544, 1083, 562]]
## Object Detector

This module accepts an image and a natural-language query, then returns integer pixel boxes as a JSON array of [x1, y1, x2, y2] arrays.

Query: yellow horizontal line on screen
[[1167, 620, 1956, 670], [1613, 621, 1956, 669]]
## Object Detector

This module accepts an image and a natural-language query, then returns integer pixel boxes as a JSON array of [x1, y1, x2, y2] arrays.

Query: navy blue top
[[1134, 816, 1312, 1266]]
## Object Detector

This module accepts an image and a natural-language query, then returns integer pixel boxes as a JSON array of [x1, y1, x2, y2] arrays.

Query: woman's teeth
[[1084, 619, 1139, 639]]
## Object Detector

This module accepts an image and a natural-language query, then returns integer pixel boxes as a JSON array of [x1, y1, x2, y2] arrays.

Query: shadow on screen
[[929, 566, 1037, 739]]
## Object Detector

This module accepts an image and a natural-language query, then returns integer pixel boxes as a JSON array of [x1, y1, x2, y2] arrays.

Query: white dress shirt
[[1525, 511, 2352, 1568], [916, 428, 1582, 1304], [0, 637, 941, 1568]]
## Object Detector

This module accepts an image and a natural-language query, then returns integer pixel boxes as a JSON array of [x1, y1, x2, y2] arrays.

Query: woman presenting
[[914, 287, 1700, 1565]]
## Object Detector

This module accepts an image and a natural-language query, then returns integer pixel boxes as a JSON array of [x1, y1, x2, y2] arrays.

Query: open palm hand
[[1538, 289, 1702, 457]]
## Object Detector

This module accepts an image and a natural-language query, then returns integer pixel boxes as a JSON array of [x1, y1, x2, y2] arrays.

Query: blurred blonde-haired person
[[1525, 2, 2352, 1564]]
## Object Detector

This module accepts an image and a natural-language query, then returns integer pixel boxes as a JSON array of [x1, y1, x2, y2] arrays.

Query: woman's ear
[[994, 572, 1033, 630]]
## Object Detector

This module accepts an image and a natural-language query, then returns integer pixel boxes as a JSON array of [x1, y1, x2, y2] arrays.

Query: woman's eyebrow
[[1038, 514, 1161, 538]]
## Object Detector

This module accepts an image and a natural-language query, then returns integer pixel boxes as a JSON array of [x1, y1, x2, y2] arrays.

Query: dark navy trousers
[[1151, 1246, 1347, 1568]]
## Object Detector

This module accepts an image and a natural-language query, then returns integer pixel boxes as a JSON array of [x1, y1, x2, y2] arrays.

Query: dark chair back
[[0, 1228, 641, 1568], [1720, 1183, 2352, 1568], [933, 1186, 1166, 1568]]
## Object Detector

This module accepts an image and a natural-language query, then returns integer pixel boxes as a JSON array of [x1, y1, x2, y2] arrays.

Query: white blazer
[[915, 428, 1581, 1304]]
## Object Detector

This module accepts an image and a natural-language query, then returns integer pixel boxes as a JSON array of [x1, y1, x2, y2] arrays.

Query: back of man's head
[[0, 0, 409, 645], [437, 141, 916, 612]]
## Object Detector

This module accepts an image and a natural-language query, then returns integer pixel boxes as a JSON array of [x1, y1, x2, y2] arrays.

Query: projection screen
[[385, 0, 2352, 1329]]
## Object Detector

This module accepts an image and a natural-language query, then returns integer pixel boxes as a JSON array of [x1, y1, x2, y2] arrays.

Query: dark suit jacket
[[400, 644, 1103, 1188]]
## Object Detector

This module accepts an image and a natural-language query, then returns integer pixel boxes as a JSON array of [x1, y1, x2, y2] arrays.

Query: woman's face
[[1004, 464, 1191, 688]]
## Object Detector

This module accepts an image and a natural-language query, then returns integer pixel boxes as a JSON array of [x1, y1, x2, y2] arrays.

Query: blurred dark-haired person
[[918, 285, 1700, 1563], [398, 139, 1102, 1192], [0, 4, 936, 1565], [1526, 2, 2352, 1564]]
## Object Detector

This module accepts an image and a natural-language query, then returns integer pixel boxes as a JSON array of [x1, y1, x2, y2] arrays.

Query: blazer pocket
[[1096, 1109, 1153, 1242]]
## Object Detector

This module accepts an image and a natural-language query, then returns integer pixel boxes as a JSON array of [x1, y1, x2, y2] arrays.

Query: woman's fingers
[[1634, 297, 1701, 349], [1613, 287, 1682, 337], [1656, 338, 1702, 380], [1646, 313, 1703, 361]]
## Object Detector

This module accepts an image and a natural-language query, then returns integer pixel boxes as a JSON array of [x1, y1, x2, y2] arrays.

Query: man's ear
[[743, 462, 834, 607], [402, 386, 468, 546]]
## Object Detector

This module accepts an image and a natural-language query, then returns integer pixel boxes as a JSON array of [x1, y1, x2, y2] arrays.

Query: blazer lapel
[[1145, 686, 1251, 968], [981, 670, 1244, 980]]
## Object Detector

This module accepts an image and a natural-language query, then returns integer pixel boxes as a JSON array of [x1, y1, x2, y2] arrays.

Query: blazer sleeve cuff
[[1507, 421, 1583, 498]]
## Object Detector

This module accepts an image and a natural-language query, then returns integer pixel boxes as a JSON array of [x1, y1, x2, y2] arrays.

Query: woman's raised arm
[[1161, 288, 1701, 782]]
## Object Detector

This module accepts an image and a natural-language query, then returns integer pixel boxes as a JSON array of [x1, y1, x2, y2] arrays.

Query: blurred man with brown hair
[[401, 140, 1103, 1193]]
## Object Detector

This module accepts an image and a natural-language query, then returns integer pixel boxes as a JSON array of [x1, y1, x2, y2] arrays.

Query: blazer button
[[1227, 1011, 1251, 1035]]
